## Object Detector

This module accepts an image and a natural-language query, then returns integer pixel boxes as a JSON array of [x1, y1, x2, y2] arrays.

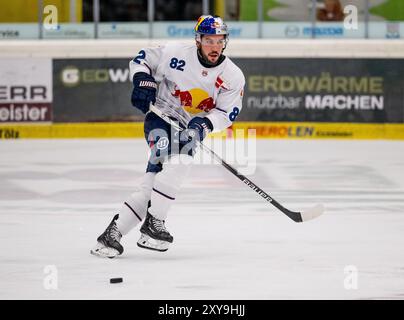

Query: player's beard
[[196, 44, 224, 67], [207, 51, 220, 63]]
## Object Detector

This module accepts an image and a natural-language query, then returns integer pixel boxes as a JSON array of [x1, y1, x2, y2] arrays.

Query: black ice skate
[[90, 214, 124, 258], [137, 211, 173, 252]]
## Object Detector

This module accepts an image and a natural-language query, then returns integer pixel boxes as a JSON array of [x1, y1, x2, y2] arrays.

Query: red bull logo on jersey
[[172, 87, 215, 114]]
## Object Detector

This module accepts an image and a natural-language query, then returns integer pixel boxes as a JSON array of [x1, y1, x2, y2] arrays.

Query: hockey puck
[[110, 278, 123, 284]]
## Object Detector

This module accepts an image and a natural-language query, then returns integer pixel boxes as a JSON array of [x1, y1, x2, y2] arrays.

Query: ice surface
[[0, 139, 404, 300]]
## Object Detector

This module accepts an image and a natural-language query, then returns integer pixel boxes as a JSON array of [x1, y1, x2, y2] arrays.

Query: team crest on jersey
[[171, 84, 215, 114]]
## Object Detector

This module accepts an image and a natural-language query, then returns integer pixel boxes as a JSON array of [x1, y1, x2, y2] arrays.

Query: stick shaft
[[149, 104, 304, 222]]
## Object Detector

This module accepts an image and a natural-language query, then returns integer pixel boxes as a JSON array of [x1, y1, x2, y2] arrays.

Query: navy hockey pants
[[144, 112, 195, 173]]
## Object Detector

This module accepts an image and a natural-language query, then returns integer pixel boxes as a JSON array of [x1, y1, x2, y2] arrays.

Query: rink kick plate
[[1, 122, 404, 139]]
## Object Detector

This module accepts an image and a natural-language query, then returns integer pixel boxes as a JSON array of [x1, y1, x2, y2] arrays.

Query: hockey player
[[91, 15, 245, 258]]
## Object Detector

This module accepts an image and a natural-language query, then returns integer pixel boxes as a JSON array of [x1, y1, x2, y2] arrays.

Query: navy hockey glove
[[183, 117, 213, 143], [131, 72, 157, 114]]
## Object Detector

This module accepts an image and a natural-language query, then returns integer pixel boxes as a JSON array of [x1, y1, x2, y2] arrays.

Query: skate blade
[[137, 234, 170, 252], [90, 242, 120, 259]]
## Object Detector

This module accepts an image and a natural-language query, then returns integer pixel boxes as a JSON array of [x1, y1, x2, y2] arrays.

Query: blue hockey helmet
[[194, 15, 228, 41]]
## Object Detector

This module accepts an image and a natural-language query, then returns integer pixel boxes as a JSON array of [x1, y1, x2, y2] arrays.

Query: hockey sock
[[148, 154, 193, 221], [115, 172, 156, 235]]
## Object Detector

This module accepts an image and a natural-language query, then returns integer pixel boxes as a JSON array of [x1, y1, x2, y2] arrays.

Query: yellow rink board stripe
[[0, 123, 145, 139], [1, 122, 404, 140], [231, 122, 404, 140]]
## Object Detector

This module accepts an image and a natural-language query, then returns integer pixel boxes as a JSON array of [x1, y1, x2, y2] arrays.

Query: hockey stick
[[149, 104, 324, 223]]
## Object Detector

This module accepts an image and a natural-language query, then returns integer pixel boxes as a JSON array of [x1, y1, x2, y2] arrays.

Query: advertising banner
[[43, 23, 94, 39], [0, 23, 39, 40], [234, 58, 404, 123], [152, 22, 248, 38], [0, 58, 52, 122], [263, 22, 366, 39], [2, 122, 404, 140], [53, 58, 142, 122], [368, 22, 404, 39], [52, 57, 404, 124], [98, 23, 148, 39]]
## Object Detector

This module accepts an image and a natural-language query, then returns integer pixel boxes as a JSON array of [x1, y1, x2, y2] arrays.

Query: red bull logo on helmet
[[172, 87, 215, 114]]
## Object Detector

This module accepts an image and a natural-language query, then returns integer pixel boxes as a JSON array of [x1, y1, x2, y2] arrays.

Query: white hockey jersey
[[129, 42, 245, 132]]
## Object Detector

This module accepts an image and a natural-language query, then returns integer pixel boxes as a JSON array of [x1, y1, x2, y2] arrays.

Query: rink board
[[1, 122, 404, 139]]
